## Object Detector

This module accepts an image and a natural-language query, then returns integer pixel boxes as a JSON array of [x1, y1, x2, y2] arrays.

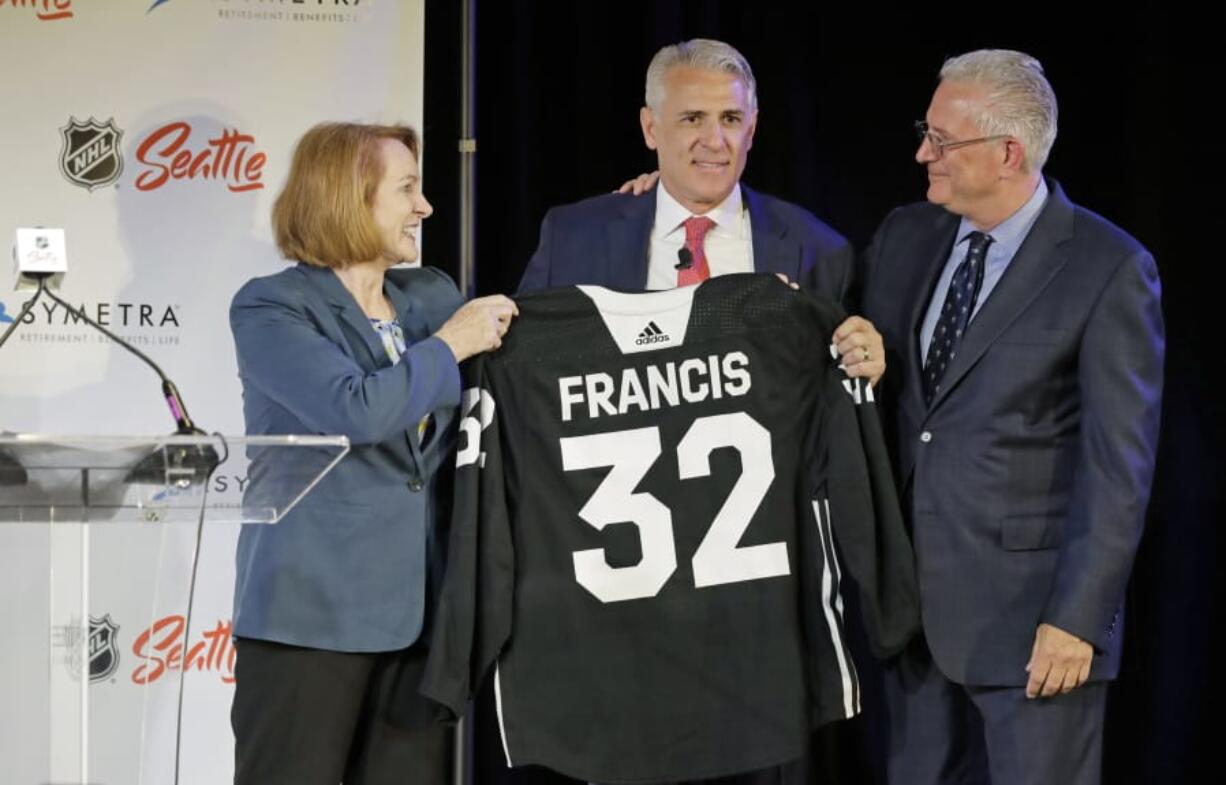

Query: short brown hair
[[271, 122, 420, 268]]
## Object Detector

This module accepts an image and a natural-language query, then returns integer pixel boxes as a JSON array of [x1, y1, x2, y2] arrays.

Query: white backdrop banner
[[0, 1, 425, 782]]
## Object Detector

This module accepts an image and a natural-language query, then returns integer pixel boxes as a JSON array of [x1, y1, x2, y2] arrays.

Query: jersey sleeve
[[419, 354, 515, 719], [809, 344, 921, 661]]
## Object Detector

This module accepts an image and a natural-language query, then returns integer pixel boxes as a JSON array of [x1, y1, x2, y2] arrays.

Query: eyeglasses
[[914, 121, 1009, 159]]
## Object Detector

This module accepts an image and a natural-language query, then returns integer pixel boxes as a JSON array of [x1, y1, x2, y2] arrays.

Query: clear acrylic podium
[[0, 433, 349, 785]]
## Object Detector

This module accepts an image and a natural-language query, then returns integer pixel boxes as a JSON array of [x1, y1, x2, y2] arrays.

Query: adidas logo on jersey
[[635, 321, 670, 346]]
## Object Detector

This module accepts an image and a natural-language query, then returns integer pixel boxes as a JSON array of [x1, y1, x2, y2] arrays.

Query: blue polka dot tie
[[922, 231, 993, 405]]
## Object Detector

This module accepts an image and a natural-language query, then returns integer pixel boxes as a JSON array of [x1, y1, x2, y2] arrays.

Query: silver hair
[[939, 49, 1058, 173], [645, 39, 758, 112]]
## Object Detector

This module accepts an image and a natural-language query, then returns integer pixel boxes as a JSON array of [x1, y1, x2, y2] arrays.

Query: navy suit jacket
[[517, 185, 854, 303], [229, 263, 463, 652], [861, 180, 1164, 685]]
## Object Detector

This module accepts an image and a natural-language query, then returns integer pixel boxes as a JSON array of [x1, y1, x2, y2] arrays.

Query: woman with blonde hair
[[228, 121, 515, 785]]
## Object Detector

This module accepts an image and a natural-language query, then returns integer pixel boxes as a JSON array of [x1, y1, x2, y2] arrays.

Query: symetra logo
[[8, 297, 184, 349], [14, 300, 181, 328], [157, 0, 368, 25], [635, 321, 670, 346], [0, 300, 15, 324]]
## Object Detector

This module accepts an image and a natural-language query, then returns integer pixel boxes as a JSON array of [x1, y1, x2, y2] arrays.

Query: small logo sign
[[87, 614, 121, 681], [60, 614, 121, 682], [635, 320, 670, 346], [59, 117, 124, 191]]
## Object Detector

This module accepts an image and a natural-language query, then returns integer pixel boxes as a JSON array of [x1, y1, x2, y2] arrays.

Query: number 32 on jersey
[[561, 412, 788, 603]]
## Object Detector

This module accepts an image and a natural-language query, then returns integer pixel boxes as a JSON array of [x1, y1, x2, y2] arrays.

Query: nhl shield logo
[[87, 614, 120, 682], [59, 117, 124, 191]]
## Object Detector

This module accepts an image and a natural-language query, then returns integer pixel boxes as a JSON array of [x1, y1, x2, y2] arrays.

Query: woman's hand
[[436, 295, 519, 362]]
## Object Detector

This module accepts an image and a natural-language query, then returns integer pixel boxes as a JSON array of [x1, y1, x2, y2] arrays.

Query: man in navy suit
[[860, 50, 1164, 785], [510, 39, 887, 785], [518, 38, 884, 383]]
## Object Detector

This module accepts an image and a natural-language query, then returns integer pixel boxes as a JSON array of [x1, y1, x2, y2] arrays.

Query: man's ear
[[641, 106, 659, 151], [1001, 137, 1027, 176]]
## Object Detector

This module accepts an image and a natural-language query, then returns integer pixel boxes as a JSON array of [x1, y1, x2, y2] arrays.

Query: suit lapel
[[300, 264, 390, 369], [385, 273, 437, 463], [902, 213, 960, 429], [925, 180, 1075, 412], [605, 192, 656, 290], [745, 185, 801, 281], [385, 278, 428, 342], [302, 264, 421, 465]]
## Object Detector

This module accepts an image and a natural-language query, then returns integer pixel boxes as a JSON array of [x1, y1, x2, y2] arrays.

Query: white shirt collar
[[655, 181, 745, 239]]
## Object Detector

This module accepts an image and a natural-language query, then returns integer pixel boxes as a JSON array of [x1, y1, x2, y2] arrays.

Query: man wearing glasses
[[860, 49, 1164, 785]]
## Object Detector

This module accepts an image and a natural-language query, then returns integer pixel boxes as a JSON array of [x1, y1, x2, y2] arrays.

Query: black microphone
[[0, 446, 27, 486], [26, 286, 219, 484], [36, 286, 204, 435], [675, 246, 693, 270]]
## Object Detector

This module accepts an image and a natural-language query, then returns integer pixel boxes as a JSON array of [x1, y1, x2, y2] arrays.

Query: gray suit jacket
[[229, 263, 463, 652], [861, 180, 1164, 685]]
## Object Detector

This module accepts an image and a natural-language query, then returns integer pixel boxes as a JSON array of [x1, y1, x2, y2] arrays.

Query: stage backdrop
[[0, 2, 425, 783]]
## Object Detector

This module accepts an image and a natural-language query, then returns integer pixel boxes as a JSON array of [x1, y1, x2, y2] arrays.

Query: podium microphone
[[7, 228, 218, 484], [31, 284, 220, 483]]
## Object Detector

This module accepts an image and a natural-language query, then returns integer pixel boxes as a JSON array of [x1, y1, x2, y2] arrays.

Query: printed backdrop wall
[[0, 1, 426, 782]]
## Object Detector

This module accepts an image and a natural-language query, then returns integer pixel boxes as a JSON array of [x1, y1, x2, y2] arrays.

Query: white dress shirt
[[645, 183, 754, 290]]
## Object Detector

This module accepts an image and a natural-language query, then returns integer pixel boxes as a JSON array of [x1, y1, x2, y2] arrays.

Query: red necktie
[[677, 216, 715, 287]]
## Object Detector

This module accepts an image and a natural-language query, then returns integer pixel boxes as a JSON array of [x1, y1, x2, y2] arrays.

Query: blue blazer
[[861, 180, 1164, 685], [517, 185, 855, 304], [229, 262, 463, 652]]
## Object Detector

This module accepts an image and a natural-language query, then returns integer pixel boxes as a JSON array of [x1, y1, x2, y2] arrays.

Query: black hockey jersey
[[421, 274, 918, 783]]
